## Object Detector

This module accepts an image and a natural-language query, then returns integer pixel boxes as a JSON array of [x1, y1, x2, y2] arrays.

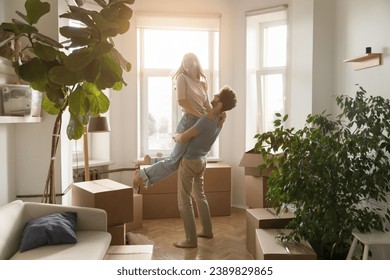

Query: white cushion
[[10, 231, 111, 260]]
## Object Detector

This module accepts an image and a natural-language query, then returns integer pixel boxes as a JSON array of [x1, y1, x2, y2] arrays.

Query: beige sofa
[[0, 200, 111, 260]]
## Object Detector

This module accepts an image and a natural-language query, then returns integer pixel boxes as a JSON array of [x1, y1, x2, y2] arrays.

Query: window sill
[[72, 159, 114, 169]]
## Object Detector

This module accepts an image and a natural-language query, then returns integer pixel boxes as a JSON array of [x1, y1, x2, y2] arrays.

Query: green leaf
[[93, 41, 114, 57], [18, 57, 48, 84], [69, 86, 88, 115], [48, 65, 80, 85], [60, 26, 92, 39], [110, 47, 131, 71], [84, 83, 110, 114], [94, 53, 123, 89], [90, 11, 119, 35], [112, 81, 125, 90], [64, 48, 94, 71], [45, 84, 65, 107], [67, 114, 85, 140], [32, 42, 58, 61], [42, 95, 60, 115], [0, 21, 38, 35], [25, 0, 50, 25], [34, 32, 63, 48], [60, 6, 95, 29]]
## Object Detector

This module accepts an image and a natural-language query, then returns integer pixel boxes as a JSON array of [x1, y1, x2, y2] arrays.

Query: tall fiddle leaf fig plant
[[254, 86, 390, 259], [0, 0, 134, 203]]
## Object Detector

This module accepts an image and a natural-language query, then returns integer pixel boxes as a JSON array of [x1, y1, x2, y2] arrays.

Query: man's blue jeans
[[139, 113, 199, 187]]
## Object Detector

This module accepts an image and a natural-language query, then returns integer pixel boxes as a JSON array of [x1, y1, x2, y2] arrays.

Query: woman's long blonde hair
[[172, 53, 208, 86]]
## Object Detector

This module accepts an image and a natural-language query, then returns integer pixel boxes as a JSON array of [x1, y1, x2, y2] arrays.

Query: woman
[[134, 53, 223, 188]]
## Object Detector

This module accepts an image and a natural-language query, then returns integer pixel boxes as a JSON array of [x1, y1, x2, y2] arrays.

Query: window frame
[[245, 6, 289, 150], [136, 14, 220, 159]]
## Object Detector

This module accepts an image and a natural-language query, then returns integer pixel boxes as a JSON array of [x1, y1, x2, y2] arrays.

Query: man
[[133, 86, 237, 247], [171, 86, 237, 248]]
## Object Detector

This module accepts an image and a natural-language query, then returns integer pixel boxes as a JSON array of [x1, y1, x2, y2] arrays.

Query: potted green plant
[[254, 86, 390, 259], [0, 0, 134, 203]]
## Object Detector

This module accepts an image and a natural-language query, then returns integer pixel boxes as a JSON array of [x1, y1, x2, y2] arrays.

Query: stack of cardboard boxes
[[240, 150, 316, 260], [71, 179, 134, 245], [140, 163, 232, 219]]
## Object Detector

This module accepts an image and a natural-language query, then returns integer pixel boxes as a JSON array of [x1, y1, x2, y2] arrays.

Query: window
[[137, 14, 220, 158], [246, 6, 289, 149]]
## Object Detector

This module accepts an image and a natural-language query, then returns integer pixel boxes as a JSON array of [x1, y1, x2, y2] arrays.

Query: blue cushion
[[19, 212, 78, 252]]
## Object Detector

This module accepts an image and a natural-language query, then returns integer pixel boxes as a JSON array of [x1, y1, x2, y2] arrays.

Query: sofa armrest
[[23, 202, 107, 232]]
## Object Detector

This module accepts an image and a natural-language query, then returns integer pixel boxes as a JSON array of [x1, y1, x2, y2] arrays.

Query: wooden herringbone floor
[[129, 207, 254, 260]]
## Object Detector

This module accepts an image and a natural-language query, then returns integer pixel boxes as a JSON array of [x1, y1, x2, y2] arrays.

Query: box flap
[[240, 149, 283, 169], [73, 179, 132, 194]]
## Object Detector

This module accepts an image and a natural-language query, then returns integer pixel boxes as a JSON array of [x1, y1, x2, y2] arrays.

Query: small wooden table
[[346, 230, 390, 260]]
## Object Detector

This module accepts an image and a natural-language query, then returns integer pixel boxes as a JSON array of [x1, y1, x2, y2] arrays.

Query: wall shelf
[[0, 116, 42, 124], [344, 53, 382, 70]]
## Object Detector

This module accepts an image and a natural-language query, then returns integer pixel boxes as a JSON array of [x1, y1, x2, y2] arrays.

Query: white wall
[[334, 0, 390, 100], [0, 0, 64, 205], [333, 0, 390, 260]]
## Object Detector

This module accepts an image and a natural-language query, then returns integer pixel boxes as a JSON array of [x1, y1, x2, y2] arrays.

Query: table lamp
[[83, 116, 111, 181]]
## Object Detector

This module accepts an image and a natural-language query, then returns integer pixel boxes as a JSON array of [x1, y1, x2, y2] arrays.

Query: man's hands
[[173, 133, 183, 143]]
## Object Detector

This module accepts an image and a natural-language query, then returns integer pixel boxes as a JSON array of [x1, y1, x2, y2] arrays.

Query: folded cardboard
[[246, 208, 295, 256], [72, 179, 133, 226], [255, 228, 316, 260], [126, 194, 143, 231], [240, 149, 281, 177], [108, 223, 126, 245], [104, 245, 153, 260]]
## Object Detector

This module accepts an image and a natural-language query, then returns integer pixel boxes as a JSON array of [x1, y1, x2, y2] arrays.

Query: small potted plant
[[254, 86, 390, 259], [0, 0, 134, 203]]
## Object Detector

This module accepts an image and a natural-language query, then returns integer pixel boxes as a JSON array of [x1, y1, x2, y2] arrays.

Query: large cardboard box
[[245, 176, 268, 208], [240, 149, 282, 208], [143, 193, 179, 219], [139, 163, 231, 194], [108, 223, 126, 245], [139, 169, 178, 195], [200, 191, 231, 216], [72, 179, 133, 226], [126, 194, 143, 231], [140, 163, 231, 219], [255, 229, 316, 260], [246, 208, 295, 256]]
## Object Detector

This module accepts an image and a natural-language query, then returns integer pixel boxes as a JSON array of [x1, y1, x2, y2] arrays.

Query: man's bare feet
[[173, 240, 197, 248], [197, 232, 213, 239]]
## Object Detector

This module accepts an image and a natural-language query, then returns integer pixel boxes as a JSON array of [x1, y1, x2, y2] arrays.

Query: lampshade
[[88, 116, 111, 133]]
